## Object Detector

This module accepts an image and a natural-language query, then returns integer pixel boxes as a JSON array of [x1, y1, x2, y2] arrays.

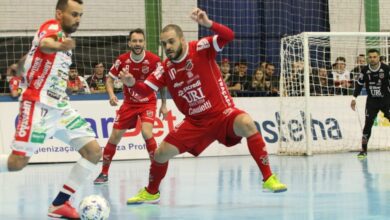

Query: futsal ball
[[79, 195, 110, 220]]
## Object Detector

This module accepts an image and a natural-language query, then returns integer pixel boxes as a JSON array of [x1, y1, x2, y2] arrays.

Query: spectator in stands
[[67, 63, 90, 94], [264, 63, 279, 95], [86, 62, 107, 93], [220, 58, 232, 85], [350, 54, 366, 82], [331, 56, 351, 95], [229, 59, 250, 94], [250, 67, 266, 92], [259, 61, 267, 73], [7, 63, 23, 98], [286, 60, 305, 96], [0, 63, 19, 94], [310, 67, 335, 96]]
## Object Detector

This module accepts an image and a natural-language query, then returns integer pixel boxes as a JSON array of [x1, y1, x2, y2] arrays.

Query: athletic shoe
[[47, 201, 79, 219], [357, 151, 367, 160], [263, 174, 287, 193], [94, 173, 108, 185], [127, 188, 160, 205]]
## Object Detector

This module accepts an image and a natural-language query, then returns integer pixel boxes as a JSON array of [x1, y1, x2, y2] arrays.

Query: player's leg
[[0, 100, 43, 173], [48, 108, 101, 219], [126, 141, 179, 205], [140, 107, 158, 159], [95, 103, 137, 184], [232, 112, 287, 192], [359, 99, 380, 158], [94, 128, 126, 184]]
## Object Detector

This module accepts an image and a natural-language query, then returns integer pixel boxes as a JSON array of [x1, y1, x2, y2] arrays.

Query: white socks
[[61, 157, 96, 195], [0, 154, 9, 173]]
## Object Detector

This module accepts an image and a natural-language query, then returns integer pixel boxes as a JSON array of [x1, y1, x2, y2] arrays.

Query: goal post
[[279, 32, 390, 155]]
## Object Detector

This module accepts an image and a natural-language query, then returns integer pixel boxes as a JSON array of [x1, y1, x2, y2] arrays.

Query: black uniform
[[353, 63, 390, 148]]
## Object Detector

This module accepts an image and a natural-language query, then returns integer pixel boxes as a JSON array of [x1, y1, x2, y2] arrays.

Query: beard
[[167, 43, 183, 61], [62, 23, 79, 34], [131, 46, 144, 55]]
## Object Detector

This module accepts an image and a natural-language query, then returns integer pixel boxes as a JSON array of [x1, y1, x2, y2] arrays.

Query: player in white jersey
[[0, 0, 101, 219]]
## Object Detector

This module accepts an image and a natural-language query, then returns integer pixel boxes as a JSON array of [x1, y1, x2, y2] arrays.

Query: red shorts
[[164, 107, 246, 156], [113, 103, 156, 130]]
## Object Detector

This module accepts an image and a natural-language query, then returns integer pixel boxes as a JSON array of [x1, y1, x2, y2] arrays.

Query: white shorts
[[11, 100, 96, 157]]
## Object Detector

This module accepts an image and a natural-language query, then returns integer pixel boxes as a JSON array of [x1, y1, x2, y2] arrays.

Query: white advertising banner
[[0, 96, 389, 163]]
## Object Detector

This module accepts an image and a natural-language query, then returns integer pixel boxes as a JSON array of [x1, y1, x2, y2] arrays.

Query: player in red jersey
[[94, 28, 168, 184], [124, 8, 287, 204], [0, 1, 101, 218]]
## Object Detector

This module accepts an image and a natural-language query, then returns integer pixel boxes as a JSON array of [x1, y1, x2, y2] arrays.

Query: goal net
[[279, 32, 390, 155]]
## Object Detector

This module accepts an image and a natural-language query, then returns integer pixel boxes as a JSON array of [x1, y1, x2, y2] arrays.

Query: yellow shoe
[[127, 188, 160, 205], [263, 174, 287, 193]]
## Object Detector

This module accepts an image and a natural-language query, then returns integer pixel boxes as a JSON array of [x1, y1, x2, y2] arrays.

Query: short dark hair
[[162, 24, 183, 38], [367, 48, 380, 55], [69, 63, 77, 69], [56, 0, 83, 11], [129, 28, 145, 41], [93, 62, 104, 68], [335, 56, 346, 63]]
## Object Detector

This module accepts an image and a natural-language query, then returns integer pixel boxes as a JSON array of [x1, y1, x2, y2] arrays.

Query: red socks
[[145, 138, 158, 160], [247, 133, 272, 181], [101, 143, 117, 175], [146, 160, 168, 194]]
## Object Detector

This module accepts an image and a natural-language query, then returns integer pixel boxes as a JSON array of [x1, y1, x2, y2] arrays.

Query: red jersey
[[109, 51, 161, 105], [144, 23, 235, 122]]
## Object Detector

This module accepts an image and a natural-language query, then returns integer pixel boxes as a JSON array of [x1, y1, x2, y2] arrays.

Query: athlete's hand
[[159, 103, 169, 120], [60, 38, 76, 51], [351, 99, 356, 111], [109, 95, 119, 106], [190, 8, 212, 28], [119, 70, 135, 87]]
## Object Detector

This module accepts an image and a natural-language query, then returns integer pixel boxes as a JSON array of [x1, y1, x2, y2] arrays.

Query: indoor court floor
[[0, 152, 389, 219]]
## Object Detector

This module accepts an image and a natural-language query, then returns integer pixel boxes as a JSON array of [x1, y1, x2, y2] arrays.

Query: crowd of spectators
[[0, 54, 384, 98]]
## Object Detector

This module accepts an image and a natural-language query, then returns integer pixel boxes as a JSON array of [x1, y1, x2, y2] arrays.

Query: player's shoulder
[[145, 51, 161, 61], [380, 63, 390, 71], [117, 52, 130, 61], [40, 19, 60, 31]]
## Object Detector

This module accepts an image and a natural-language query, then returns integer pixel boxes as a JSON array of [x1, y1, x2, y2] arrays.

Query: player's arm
[[159, 87, 168, 119], [106, 75, 118, 106], [190, 8, 235, 48], [351, 72, 365, 110], [39, 36, 75, 54], [119, 70, 155, 97]]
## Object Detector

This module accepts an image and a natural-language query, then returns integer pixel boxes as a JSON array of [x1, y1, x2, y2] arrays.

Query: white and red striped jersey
[[109, 51, 161, 106], [21, 19, 72, 108]]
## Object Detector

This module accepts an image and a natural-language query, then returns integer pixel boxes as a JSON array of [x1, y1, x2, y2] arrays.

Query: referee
[[351, 49, 390, 159]]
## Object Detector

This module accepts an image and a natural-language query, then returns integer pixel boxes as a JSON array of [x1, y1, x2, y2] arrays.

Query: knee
[[141, 129, 153, 140], [79, 141, 102, 164], [235, 115, 257, 136], [8, 155, 29, 172], [109, 131, 122, 144]]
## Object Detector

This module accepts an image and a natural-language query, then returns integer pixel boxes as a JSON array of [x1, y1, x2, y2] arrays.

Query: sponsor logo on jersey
[[196, 38, 210, 51], [34, 60, 53, 89], [188, 100, 212, 115], [17, 101, 32, 138], [142, 66, 149, 74], [31, 132, 46, 144], [173, 81, 184, 88], [379, 72, 384, 79], [143, 60, 150, 65], [218, 78, 232, 106]]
